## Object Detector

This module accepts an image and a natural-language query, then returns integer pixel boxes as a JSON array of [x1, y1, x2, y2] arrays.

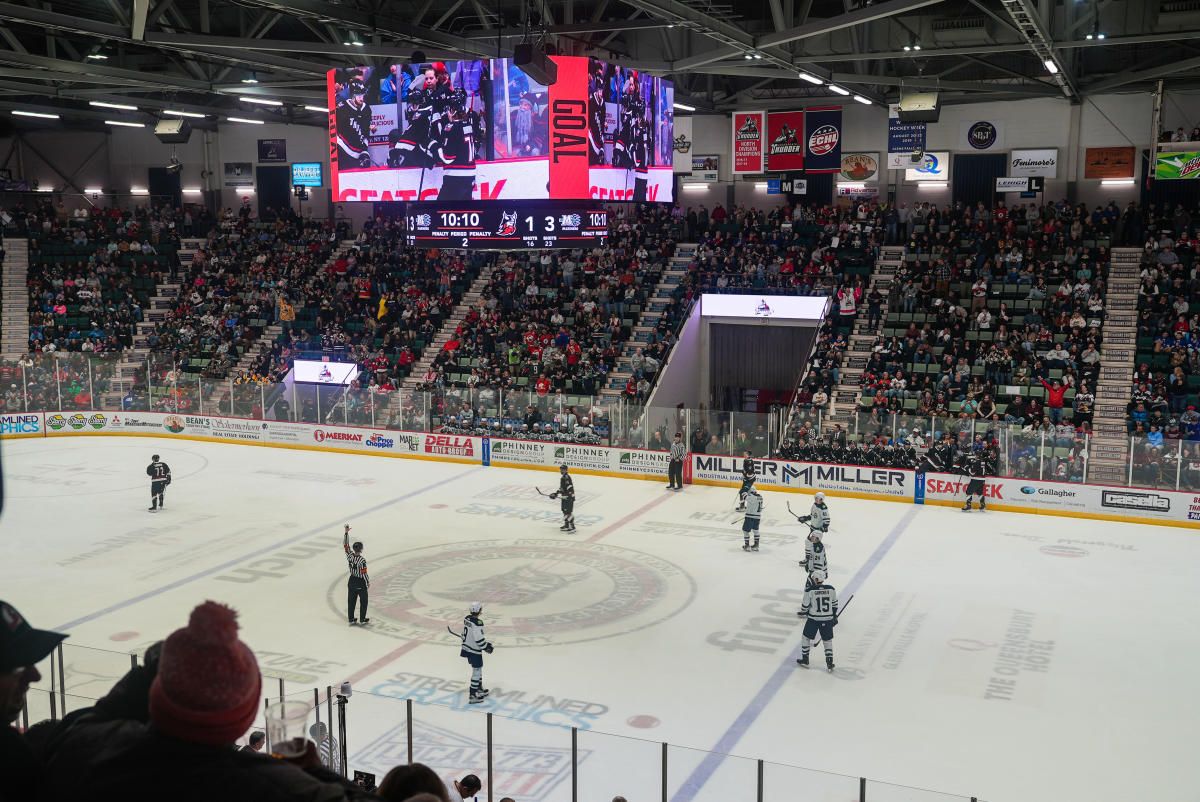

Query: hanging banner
[[887, 103, 926, 168], [257, 139, 287, 163], [764, 111, 804, 172], [839, 152, 880, 182], [732, 111, 765, 173], [1155, 151, 1200, 180], [803, 106, 842, 173], [547, 55, 590, 199], [1009, 148, 1058, 178], [673, 116, 693, 173], [1083, 146, 1135, 179], [959, 120, 1005, 151]]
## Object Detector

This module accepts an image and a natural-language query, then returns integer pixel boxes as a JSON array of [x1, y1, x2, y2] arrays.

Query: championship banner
[[732, 111, 765, 174], [1155, 151, 1200, 180], [765, 111, 805, 172], [1083, 146, 1135, 179], [548, 55, 590, 199], [803, 106, 842, 173]]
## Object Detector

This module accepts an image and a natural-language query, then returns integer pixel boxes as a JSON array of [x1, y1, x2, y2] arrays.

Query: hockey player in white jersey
[[796, 570, 838, 672], [741, 487, 764, 551], [459, 601, 494, 704], [794, 491, 830, 535], [803, 530, 828, 576]]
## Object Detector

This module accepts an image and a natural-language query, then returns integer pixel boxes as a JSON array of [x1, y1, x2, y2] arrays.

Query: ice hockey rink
[[3, 436, 1198, 802]]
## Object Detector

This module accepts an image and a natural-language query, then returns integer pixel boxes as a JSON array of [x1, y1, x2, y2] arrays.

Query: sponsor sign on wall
[[803, 107, 842, 173], [1155, 151, 1200, 180], [837, 183, 880, 197], [1009, 148, 1058, 178], [257, 138, 287, 163], [764, 111, 805, 172], [959, 120, 1005, 151], [904, 151, 950, 182], [688, 154, 719, 183], [691, 454, 912, 499], [223, 162, 254, 188], [839, 152, 880, 182], [489, 438, 670, 477], [1083, 146, 1135, 179], [996, 176, 1031, 192], [0, 412, 42, 436], [732, 111, 765, 174]]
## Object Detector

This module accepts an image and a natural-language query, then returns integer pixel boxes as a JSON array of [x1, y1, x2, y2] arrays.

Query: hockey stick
[[447, 625, 461, 639], [535, 487, 550, 497], [811, 595, 853, 648]]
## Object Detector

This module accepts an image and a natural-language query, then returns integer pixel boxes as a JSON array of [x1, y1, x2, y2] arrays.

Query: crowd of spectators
[[1129, 202, 1200, 485], [1, 598, 576, 802]]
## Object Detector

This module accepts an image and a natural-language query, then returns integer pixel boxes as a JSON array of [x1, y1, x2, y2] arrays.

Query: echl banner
[[803, 106, 842, 173], [765, 111, 805, 173], [732, 111, 765, 174]]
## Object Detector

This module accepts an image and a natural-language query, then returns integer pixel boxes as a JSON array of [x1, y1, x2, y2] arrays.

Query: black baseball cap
[[0, 601, 67, 671]]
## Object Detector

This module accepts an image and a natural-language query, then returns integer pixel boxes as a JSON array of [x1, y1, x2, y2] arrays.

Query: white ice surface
[[2, 437, 1198, 802]]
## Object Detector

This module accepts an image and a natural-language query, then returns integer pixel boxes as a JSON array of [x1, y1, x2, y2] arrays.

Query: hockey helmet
[[347, 79, 367, 97], [810, 569, 827, 584], [469, 601, 483, 614], [808, 530, 823, 543], [814, 491, 826, 503], [559, 464, 569, 472]]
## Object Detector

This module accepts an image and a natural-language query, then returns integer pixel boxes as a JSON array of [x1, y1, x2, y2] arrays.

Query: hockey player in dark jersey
[[613, 76, 649, 199], [390, 68, 439, 168], [548, 464, 576, 532], [146, 454, 172, 511], [428, 91, 476, 200], [736, 452, 757, 511], [961, 449, 988, 512], [336, 79, 374, 168]]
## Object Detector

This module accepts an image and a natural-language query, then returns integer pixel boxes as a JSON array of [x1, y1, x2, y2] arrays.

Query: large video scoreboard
[[405, 203, 607, 249]]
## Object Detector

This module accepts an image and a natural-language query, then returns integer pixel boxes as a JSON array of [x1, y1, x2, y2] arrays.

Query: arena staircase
[[398, 262, 499, 395], [599, 242, 696, 401], [825, 244, 904, 431], [1087, 246, 1140, 484], [1, 237, 30, 358]]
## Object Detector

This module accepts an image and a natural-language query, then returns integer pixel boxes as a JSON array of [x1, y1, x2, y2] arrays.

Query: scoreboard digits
[[405, 203, 608, 249]]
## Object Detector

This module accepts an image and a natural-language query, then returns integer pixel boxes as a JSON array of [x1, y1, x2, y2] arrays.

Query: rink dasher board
[[6, 409, 1200, 529]]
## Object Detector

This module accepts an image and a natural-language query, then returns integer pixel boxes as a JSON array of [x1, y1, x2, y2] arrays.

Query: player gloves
[[484, 644, 494, 653]]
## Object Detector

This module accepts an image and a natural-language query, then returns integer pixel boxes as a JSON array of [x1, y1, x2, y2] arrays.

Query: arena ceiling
[[0, 0, 1198, 128]]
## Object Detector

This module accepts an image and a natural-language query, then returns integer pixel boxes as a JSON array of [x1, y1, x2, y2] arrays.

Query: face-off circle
[[327, 539, 696, 647]]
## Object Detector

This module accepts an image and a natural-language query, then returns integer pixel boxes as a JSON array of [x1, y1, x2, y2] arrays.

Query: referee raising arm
[[343, 524, 369, 626]]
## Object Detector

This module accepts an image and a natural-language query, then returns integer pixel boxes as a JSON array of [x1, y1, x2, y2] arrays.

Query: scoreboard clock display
[[405, 204, 608, 249]]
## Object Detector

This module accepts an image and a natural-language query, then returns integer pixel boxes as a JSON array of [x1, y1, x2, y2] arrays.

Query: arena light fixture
[[827, 85, 850, 96], [12, 110, 59, 119], [227, 117, 265, 125], [182, 188, 202, 194], [743, 53, 753, 60], [303, 105, 330, 113], [90, 101, 138, 111], [86, 52, 108, 60], [681, 183, 708, 191], [240, 97, 283, 106], [917, 181, 947, 189], [164, 109, 206, 118], [853, 95, 871, 105], [673, 102, 696, 111], [798, 71, 823, 85], [131, 187, 149, 195], [1100, 178, 1134, 186], [84, 188, 103, 194], [105, 120, 144, 127], [242, 72, 259, 84], [1044, 59, 1058, 74]]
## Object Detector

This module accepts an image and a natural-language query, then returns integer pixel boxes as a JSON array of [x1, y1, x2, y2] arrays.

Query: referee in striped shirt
[[667, 432, 686, 490], [343, 524, 369, 625]]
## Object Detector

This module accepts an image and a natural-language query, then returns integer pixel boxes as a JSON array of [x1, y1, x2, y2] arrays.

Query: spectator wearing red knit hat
[[40, 601, 375, 802]]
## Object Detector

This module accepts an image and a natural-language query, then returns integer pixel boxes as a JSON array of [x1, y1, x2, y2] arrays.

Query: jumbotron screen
[[327, 57, 673, 203]]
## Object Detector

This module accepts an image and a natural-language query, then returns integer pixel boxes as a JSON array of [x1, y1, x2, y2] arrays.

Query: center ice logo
[[329, 539, 695, 647]]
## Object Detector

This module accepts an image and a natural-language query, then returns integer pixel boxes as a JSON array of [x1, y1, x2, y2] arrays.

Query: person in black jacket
[[0, 600, 67, 802], [146, 454, 171, 512]]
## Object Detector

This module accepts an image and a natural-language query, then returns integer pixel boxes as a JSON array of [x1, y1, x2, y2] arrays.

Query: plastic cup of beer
[[265, 700, 312, 758]]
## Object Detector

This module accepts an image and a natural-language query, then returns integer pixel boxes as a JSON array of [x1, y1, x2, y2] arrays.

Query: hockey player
[[796, 570, 838, 672], [587, 65, 607, 165], [335, 79, 373, 168], [794, 491, 830, 535], [428, 90, 476, 200], [961, 449, 988, 512], [736, 452, 757, 511], [146, 454, 171, 511], [549, 464, 576, 532], [741, 486, 764, 551], [459, 601, 494, 704], [390, 68, 437, 168], [803, 530, 828, 576]]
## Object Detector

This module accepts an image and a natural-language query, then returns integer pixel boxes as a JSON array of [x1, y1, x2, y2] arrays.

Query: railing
[[25, 642, 980, 802]]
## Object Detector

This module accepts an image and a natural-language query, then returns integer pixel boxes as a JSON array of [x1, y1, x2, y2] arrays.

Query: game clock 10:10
[[404, 204, 608, 250]]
